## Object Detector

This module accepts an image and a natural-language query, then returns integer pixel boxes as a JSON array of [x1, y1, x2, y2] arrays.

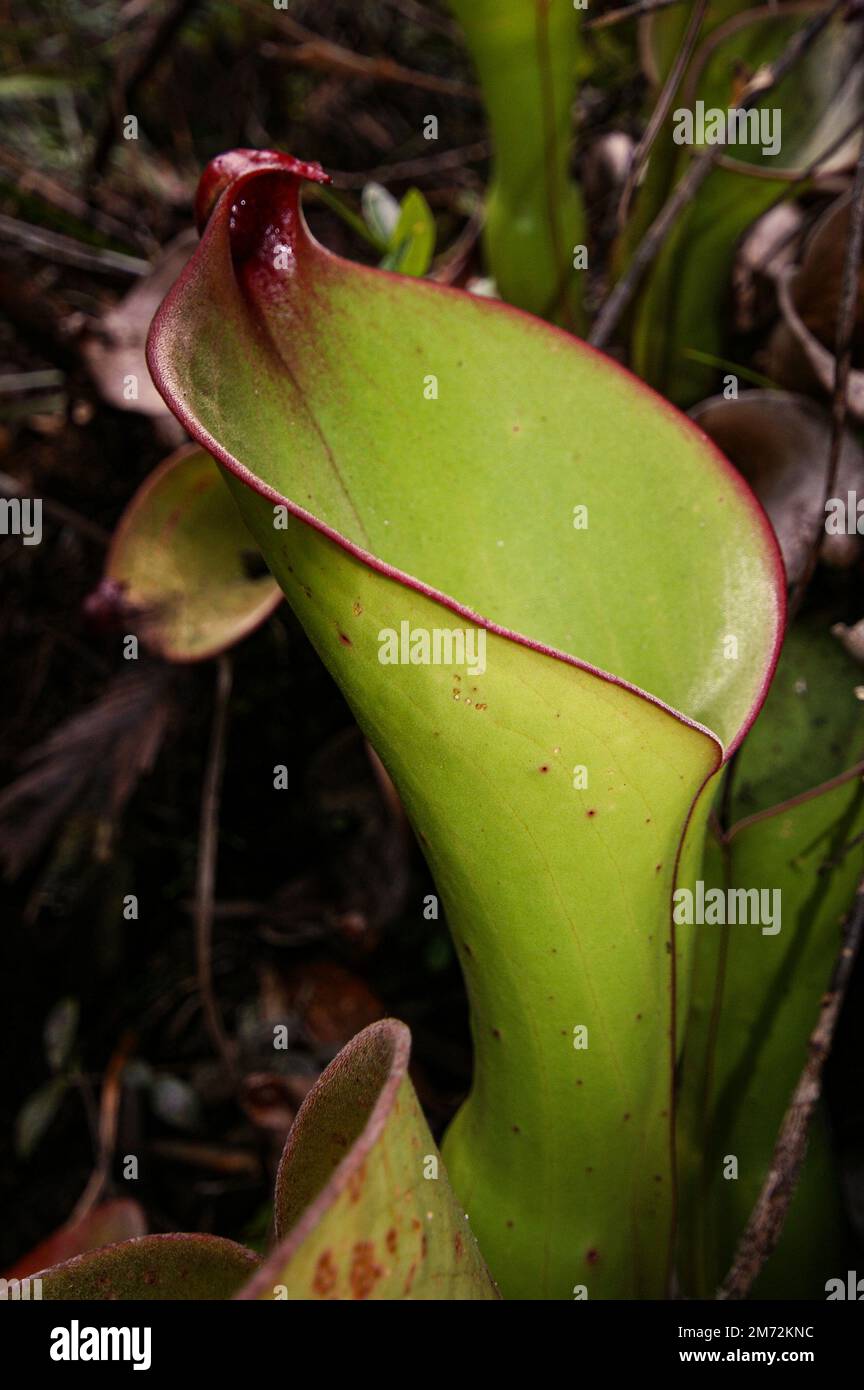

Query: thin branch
[[245, 0, 477, 100], [0, 212, 149, 276], [71, 1032, 135, 1221], [724, 761, 864, 842], [328, 139, 491, 189], [822, 829, 864, 872], [0, 370, 64, 395], [383, 0, 460, 40], [617, 0, 708, 230], [429, 202, 484, 284], [87, 0, 202, 181], [788, 139, 864, 618], [261, 34, 478, 101], [585, 0, 691, 31], [718, 875, 864, 1300], [590, 0, 846, 349], [0, 143, 149, 249], [194, 656, 237, 1079]]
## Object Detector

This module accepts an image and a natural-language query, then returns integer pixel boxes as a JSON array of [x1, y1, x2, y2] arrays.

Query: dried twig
[[590, 0, 846, 349], [328, 139, 491, 189], [718, 875, 864, 1299], [71, 1032, 136, 1221], [247, 0, 477, 100], [585, 0, 690, 30], [384, 0, 460, 39], [87, 0, 202, 181], [0, 212, 149, 276], [0, 144, 148, 248], [788, 139, 864, 618], [429, 201, 485, 284], [0, 370, 64, 396], [617, 0, 708, 229], [149, 1139, 261, 1176], [261, 34, 477, 101], [194, 656, 237, 1079]]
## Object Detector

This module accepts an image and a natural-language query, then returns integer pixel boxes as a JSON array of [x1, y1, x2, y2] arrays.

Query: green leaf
[[35, 1235, 259, 1300], [237, 1020, 499, 1299], [729, 617, 864, 818], [44, 996, 79, 1073], [628, 6, 864, 405], [361, 181, 401, 248], [15, 1076, 69, 1158], [679, 621, 864, 1297], [0, 73, 77, 99], [639, 1, 750, 94], [104, 445, 281, 662], [379, 188, 435, 278], [448, 0, 586, 330], [147, 149, 783, 1298]]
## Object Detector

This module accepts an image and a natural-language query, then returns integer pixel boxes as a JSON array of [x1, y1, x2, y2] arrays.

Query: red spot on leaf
[[313, 1250, 338, 1296], [349, 1241, 382, 1300]]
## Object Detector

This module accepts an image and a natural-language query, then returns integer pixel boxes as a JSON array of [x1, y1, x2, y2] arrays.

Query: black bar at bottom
[[0, 1296, 861, 1374]]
